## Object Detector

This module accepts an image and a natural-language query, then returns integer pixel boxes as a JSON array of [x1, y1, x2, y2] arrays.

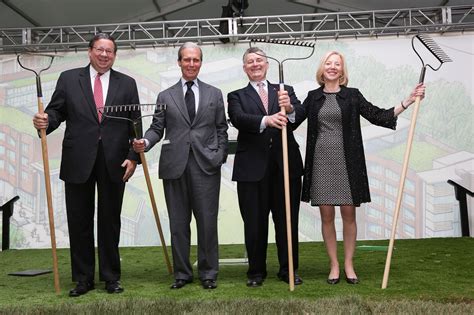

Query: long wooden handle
[[279, 84, 294, 291], [37, 96, 61, 294], [382, 95, 421, 289], [139, 152, 173, 274]]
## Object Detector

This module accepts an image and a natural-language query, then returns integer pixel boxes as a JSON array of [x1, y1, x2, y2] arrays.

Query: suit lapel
[[105, 69, 119, 107], [267, 82, 279, 114], [244, 83, 267, 115], [100, 69, 120, 124], [169, 80, 191, 125], [194, 79, 208, 124], [78, 65, 99, 122]]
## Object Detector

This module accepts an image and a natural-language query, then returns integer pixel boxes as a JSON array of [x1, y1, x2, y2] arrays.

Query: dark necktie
[[185, 81, 195, 122]]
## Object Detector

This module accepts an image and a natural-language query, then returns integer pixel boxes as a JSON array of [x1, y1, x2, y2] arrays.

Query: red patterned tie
[[257, 82, 268, 113], [94, 73, 104, 121]]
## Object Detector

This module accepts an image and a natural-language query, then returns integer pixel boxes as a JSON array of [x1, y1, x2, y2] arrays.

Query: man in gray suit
[[133, 42, 228, 290]]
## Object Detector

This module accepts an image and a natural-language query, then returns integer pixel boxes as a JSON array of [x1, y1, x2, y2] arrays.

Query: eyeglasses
[[93, 47, 115, 55]]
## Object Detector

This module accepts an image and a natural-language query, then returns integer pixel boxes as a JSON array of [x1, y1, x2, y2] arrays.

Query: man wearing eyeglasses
[[32, 33, 141, 297]]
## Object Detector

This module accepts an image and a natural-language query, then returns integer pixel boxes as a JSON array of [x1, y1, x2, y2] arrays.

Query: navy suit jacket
[[227, 81, 303, 182]]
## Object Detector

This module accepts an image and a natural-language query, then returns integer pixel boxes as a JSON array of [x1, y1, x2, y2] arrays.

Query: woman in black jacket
[[299, 51, 425, 284]]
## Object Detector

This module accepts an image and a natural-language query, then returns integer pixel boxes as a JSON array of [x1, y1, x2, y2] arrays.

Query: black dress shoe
[[246, 278, 263, 287], [69, 281, 95, 297], [327, 278, 340, 285], [278, 273, 303, 285], [201, 279, 217, 289], [346, 277, 359, 284], [170, 279, 192, 289], [105, 280, 124, 294]]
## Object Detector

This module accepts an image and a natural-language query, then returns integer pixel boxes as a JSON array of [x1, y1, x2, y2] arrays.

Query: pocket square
[[162, 139, 171, 145]]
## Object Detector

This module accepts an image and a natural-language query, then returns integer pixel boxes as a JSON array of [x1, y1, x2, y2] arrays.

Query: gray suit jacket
[[145, 79, 228, 179]]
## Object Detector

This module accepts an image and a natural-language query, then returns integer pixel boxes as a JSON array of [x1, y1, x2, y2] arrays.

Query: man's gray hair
[[178, 42, 203, 61], [242, 47, 267, 63]]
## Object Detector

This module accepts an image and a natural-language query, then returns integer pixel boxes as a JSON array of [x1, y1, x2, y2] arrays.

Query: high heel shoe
[[345, 277, 359, 284], [344, 270, 359, 284], [326, 278, 340, 285]]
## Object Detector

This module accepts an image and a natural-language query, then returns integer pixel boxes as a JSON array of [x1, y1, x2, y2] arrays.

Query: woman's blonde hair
[[315, 51, 349, 86]]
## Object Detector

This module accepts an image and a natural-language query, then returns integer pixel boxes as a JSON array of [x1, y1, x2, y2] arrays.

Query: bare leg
[[319, 205, 339, 279], [340, 205, 357, 279]]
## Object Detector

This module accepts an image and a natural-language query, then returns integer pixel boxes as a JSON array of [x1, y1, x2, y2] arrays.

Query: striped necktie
[[257, 81, 268, 113]]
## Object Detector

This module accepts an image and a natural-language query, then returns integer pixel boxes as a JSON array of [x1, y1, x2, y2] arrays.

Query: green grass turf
[[0, 238, 473, 314]]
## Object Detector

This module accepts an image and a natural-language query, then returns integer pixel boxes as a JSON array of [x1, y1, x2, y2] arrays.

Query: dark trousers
[[65, 141, 125, 282], [237, 154, 301, 280]]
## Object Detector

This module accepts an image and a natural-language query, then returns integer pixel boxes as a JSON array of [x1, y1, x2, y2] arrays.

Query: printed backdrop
[[0, 33, 473, 249]]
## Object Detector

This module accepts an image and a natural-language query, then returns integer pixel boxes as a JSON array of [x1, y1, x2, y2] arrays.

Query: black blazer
[[45, 65, 141, 184], [299, 86, 397, 205], [227, 82, 303, 182]]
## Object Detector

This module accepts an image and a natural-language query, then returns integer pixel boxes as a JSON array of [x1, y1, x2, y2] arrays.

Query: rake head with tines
[[250, 38, 316, 84], [17, 54, 57, 98], [102, 103, 166, 114], [412, 34, 452, 83], [382, 34, 452, 290], [252, 38, 315, 48], [100, 103, 167, 137]]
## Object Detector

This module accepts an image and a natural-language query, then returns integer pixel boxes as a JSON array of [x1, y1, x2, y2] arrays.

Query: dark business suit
[[144, 79, 228, 281], [227, 82, 303, 280], [44, 65, 141, 282]]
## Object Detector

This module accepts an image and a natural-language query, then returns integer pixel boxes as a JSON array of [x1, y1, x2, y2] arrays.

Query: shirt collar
[[90, 66, 110, 79], [181, 78, 199, 88], [250, 80, 266, 89]]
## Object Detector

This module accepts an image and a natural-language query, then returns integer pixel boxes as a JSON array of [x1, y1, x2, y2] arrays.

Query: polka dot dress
[[310, 93, 353, 206]]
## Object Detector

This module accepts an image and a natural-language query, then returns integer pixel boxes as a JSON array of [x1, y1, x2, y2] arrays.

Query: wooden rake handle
[[382, 95, 422, 289], [139, 152, 173, 274], [37, 96, 61, 294], [279, 84, 295, 291]]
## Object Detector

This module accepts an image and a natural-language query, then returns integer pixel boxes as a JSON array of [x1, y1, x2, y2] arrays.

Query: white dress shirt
[[90, 66, 110, 103]]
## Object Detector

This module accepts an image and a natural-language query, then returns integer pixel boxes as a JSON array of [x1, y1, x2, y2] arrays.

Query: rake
[[382, 34, 452, 289], [17, 53, 61, 294], [101, 103, 173, 275], [250, 38, 315, 291]]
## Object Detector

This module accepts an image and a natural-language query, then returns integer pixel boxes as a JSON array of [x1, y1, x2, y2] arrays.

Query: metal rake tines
[[251, 38, 315, 47], [103, 104, 167, 113], [413, 34, 453, 69], [249, 37, 316, 83]]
